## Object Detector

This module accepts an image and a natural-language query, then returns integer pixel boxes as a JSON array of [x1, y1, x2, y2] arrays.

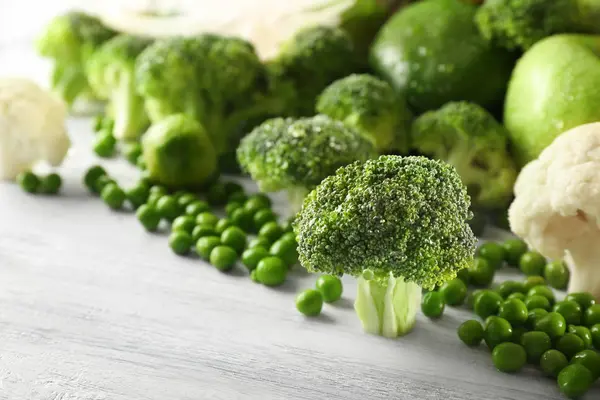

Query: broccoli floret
[[141, 114, 218, 189], [294, 155, 476, 337], [316, 74, 413, 154], [135, 34, 292, 163], [236, 114, 376, 213], [269, 25, 359, 116], [36, 11, 117, 106], [87, 34, 153, 141], [411, 101, 517, 210], [475, 0, 600, 51]]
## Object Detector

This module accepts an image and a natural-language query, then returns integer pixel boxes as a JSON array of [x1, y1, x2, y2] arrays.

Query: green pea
[[544, 260, 570, 290], [123, 142, 142, 165], [156, 195, 181, 221], [83, 165, 107, 192], [296, 289, 323, 317], [247, 193, 272, 208], [527, 285, 555, 304], [585, 305, 600, 327], [556, 334, 586, 360], [497, 280, 526, 299], [220, 226, 247, 254], [477, 242, 505, 269], [535, 312, 567, 340], [484, 316, 513, 350], [571, 350, 600, 380], [241, 247, 269, 271], [195, 236, 221, 260], [39, 173, 62, 195], [185, 200, 210, 217], [468, 258, 495, 287], [520, 331, 552, 364], [146, 186, 166, 206], [230, 208, 254, 232], [519, 251, 546, 276], [223, 181, 244, 197], [177, 193, 197, 209], [253, 208, 277, 230], [456, 268, 470, 285], [225, 201, 243, 217], [502, 238, 528, 267], [558, 364, 594, 400], [250, 269, 260, 283], [473, 290, 503, 319], [511, 326, 528, 344], [316, 275, 343, 303], [93, 132, 116, 158], [439, 278, 468, 306], [172, 215, 196, 235], [526, 308, 549, 330], [568, 326, 593, 349], [126, 183, 150, 209], [215, 218, 233, 235], [507, 292, 526, 302], [255, 256, 288, 286], [421, 291, 445, 319], [168, 231, 193, 255], [523, 275, 546, 292], [565, 292, 596, 311], [492, 342, 526, 373], [244, 195, 271, 214], [279, 232, 296, 244], [206, 182, 228, 206], [92, 114, 104, 132], [136, 204, 161, 232], [259, 221, 284, 243], [94, 176, 116, 194], [270, 238, 298, 267], [553, 301, 583, 326], [101, 183, 126, 210], [540, 349, 569, 378], [465, 289, 483, 310], [210, 245, 238, 271], [227, 191, 247, 204], [524, 295, 551, 311], [591, 324, 600, 349], [192, 224, 217, 243], [16, 171, 40, 193], [498, 298, 528, 326], [248, 237, 272, 250], [196, 212, 219, 227], [458, 320, 484, 347]]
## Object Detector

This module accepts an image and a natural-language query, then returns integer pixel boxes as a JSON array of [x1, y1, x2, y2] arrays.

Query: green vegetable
[[87, 34, 152, 141], [296, 289, 324, 317], [508, 293, 526, 302], [468, 258, 495, 287], [458, 320, 484, 347], [270, 239, 299, 268], [571, 350, 600, 379], [520, 331, 552, 364], [101, 183, 126, 210], [421, 291, 445, 319], [225, 202, 243, 217], [439, 278, 468, 306], [215, 219, 233, 235], [94, 175, 115, 194], [36, 11, 117, 106], [497, 280, 526, 299], [544, 260, 570, 290], [210, 245, 238, 271], [255, 256, 288, 286], [591, 324, 600, 349], [142, 114, 218, 189], [558, 364, 595, 399], [524, 295, 551, 312], [244, 195, 271, 215], [220, 226, 247, 255], [484, 316, 513, 350], [253, 209, 277, 230], [39, 173, 62, 195], [196, 212, 219, 227], [527, 285, 555, 304], [258, 222, 284, 244], [519, 251, 546, 276], [553, 301, 583, 326], [126, 183, 150, 209], [475, 0, 600, 52], [540, 349, 569, 378], [237, 115, 376, 213], [370, 0, 515, 114], [168, 231, 193, 255], [585, 305, 600, 327], [248, 237, 272, 250], [241, 247, 270, 272], [156, 195, 180, 222], [93, 132, 117, 158], [474, 290, 503, 319], [136, 204, 161, 232], [171, 215, 196, 235], [227, 191, 247, 204], [526, 308, 548, 330], [502, 238, 528, 266], [492, 342, 526, 373], [294, 155, 476, 337], [476, 242, 506, 269], [556, 334, 586, 360], [535, 312, 567, 340], [498, 298, 528, 326], [316, 73, 412, 153], [230, 208, 254, 232], [83, 165, 107, 192], [195, 236, 221, 260], [315, 275, 343, 303], [411, 102, 517, 210], [206, 182, 228, 206], [569, 326, 593, 349], [123, 142, 143, 165], [192, 224, 217, 242], [566, 293, 597, 311], [186, 200, 210, 217], [17, 171, 40, 193], [224, 181, 245, 198]]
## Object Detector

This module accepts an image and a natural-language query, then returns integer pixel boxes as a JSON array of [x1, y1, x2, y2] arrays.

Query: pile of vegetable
[[3, 0, 600, 397]]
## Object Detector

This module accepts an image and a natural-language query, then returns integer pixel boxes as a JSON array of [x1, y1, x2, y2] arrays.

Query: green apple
[[505, 34, 600, 167]]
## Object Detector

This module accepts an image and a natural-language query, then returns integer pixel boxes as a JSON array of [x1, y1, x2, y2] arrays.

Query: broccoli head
[[316, 73, 413, 154], [294, 155, 476, 337], [135, 34, 293, 163], [37, 11, 117, 106], [475, 0, 600, 51], [87, 34, 153, 141], [141, 114, 218, 189], [411, 101, 517, 211], [236, 114, 376, 213], [269, 25, 359, 116]]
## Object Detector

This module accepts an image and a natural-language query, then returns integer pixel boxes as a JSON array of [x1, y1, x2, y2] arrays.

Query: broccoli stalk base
[[354, 270, 422, 338], [110, 75, 149, 141]]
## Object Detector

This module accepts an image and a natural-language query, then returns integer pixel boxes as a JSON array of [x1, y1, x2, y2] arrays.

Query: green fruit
[[505, 34, 600, 166], [370, 0, 515, 114]]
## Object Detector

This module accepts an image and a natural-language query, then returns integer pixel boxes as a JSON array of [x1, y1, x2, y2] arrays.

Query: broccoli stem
[[110, 75, 149, 141], [287, 187, 311, 215], [354, 270, 422, 338], [53, 66, 89, 107]]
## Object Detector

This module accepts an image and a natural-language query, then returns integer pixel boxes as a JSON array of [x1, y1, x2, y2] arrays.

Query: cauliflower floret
[[509, 122, 600, 301], [0, 77, 70, 180]]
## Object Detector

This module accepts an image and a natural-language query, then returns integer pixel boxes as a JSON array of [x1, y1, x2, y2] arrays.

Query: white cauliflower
[[509, 122, 600, 301], [0, 77, 70, 180]]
